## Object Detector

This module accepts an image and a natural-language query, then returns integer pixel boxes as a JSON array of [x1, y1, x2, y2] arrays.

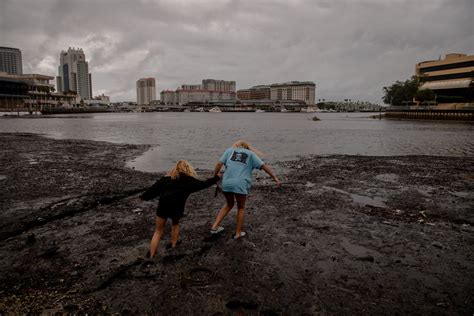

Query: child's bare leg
[[211, 193, 235, 230], [234, 194, 247, 237], [171, 218, 180, 247], [149, 216, 166, 257]]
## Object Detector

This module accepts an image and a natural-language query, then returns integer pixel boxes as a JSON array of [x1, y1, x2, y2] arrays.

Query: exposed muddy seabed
[[0, 133, 473, 315]]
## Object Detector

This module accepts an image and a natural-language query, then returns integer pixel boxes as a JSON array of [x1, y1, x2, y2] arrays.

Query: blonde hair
[[168, 160, 197, 179], [232, 140, 264, 157]]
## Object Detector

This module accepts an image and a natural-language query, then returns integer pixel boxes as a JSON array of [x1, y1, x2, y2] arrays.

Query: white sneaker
[[210, 226, 224, 234], [233, 231, 246, 240]]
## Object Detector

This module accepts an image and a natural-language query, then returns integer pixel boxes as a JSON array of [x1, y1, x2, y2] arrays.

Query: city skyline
[[1, 0, 472, 103]]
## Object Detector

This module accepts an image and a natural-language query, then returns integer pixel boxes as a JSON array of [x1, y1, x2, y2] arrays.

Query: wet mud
[[0, 133, 473, 314]]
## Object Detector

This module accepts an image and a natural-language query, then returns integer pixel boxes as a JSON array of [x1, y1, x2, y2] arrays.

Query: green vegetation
[[415, 89, 435, 104], [382, 76, 418, 105]]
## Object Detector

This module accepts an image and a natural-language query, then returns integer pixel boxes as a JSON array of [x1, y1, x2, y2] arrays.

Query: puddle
[[350, 193, 387, 208], [0, 175, 6, 180], [322, 186, 387, 208]]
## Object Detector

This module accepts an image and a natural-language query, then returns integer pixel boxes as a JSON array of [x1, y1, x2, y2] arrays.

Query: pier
[[385, 107, 474, 121]]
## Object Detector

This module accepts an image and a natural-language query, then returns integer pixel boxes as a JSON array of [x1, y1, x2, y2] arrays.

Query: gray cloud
[[1, 0, 472, 102]]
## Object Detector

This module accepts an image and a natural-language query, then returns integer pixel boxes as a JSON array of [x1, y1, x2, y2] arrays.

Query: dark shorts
[[156, 208, 183, 222], [222, 191, 247, 197]]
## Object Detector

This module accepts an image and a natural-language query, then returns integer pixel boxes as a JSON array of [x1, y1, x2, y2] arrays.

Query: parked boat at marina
[[209, 106, 222, 112], [300, 107, 318, 113]]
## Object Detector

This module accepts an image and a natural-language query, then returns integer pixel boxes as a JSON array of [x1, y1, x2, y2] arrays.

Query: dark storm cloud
[[1, 0, 472, 102]]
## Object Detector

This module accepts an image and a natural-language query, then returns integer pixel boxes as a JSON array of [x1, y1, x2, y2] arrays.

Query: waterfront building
[[0, 73, 76, 110], [0, 47, 23, 75], [181, 84, 202, 90], [136, 78, 156, 105], [160, 78, 236, 106], [160, 90, 176, 105], [56, 47, 92, 100], [417, 53, 474, 104], [237, 89, 251, 100], [202, 79, 236, 92], [175, 89, 235, 106], [270, 81, 316, 105], [84, 94, 111, 106], [237, 85, 271, 100]]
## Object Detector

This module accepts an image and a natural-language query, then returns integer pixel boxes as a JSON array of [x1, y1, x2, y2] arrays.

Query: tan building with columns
[[416, 53, 474, 105]]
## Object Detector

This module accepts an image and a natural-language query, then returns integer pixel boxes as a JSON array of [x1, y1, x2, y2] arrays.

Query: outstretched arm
[[213, 162, 224, 177], [187, 175, 221, 193], [261, 164, 281, 186], [140, 177, 167, 200]]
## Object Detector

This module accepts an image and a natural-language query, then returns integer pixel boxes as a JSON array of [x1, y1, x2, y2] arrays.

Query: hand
[[274, 177, 281, 187]]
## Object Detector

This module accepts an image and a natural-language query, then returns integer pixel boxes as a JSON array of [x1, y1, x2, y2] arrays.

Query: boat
[[280, 107, 289, 113], [183, 108, 191, 112], [300, 107, 318, 113], [255, 109, 265, 113], [193, 107, 205, 112], [209, 106, 222, 113]]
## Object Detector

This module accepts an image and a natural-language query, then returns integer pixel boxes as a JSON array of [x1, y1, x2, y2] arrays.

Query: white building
[[56, 47, 92, 100], [159, 78, 236, 106], [160, 90, 176, 105], [84, 94, 110, 106], [175, 89, 235, 105], [136, 78, 156, 105], [270, 81, 316, 105]]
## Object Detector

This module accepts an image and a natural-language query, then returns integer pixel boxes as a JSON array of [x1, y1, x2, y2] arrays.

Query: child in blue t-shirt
[[210, 140, 280, 239]]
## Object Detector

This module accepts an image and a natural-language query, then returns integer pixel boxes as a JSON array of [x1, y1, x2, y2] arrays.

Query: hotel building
[[160, 90, 176, 105], [417, 53, 474, 103], [0, 47, 23, 75], [270, 81, 316, 105], [136, 78, 156, 105], [202, 79, 236, 92], [237, 85, 271, 100], [160, 78, 236, 106], [56, 47, 92, 100]]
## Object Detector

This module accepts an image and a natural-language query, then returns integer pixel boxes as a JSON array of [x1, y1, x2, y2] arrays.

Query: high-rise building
[[0, 47, 23, 75], [136, 78, 156, 105], [56, 47, 92, 99]]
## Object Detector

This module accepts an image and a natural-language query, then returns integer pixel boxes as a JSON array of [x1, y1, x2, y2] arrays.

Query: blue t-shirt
[[219, 147, 264, 195]]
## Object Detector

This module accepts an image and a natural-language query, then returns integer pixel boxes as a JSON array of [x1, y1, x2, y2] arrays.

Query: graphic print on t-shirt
[[230, 151, 249, 164]]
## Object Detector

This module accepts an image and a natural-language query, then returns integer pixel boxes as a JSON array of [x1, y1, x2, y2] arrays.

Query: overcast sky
[[1, 0, 472, 103]]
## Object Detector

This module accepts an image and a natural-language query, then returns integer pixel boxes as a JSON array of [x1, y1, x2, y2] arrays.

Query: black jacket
[[140, 173, 219, 219]]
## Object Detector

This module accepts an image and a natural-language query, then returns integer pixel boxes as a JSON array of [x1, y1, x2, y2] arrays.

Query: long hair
[[231, 140, 264, 157], [168, 160, 197, 179]]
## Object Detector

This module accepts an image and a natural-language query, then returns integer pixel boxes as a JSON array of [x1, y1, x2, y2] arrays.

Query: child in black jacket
[[140, 160, 220, 258]]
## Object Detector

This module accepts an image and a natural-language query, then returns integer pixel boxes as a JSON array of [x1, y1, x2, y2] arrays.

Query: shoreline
[[0, 133, 473, 314]]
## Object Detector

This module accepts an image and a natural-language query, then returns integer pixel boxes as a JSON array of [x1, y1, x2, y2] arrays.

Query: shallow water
[[1, 112, 473, 172]]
